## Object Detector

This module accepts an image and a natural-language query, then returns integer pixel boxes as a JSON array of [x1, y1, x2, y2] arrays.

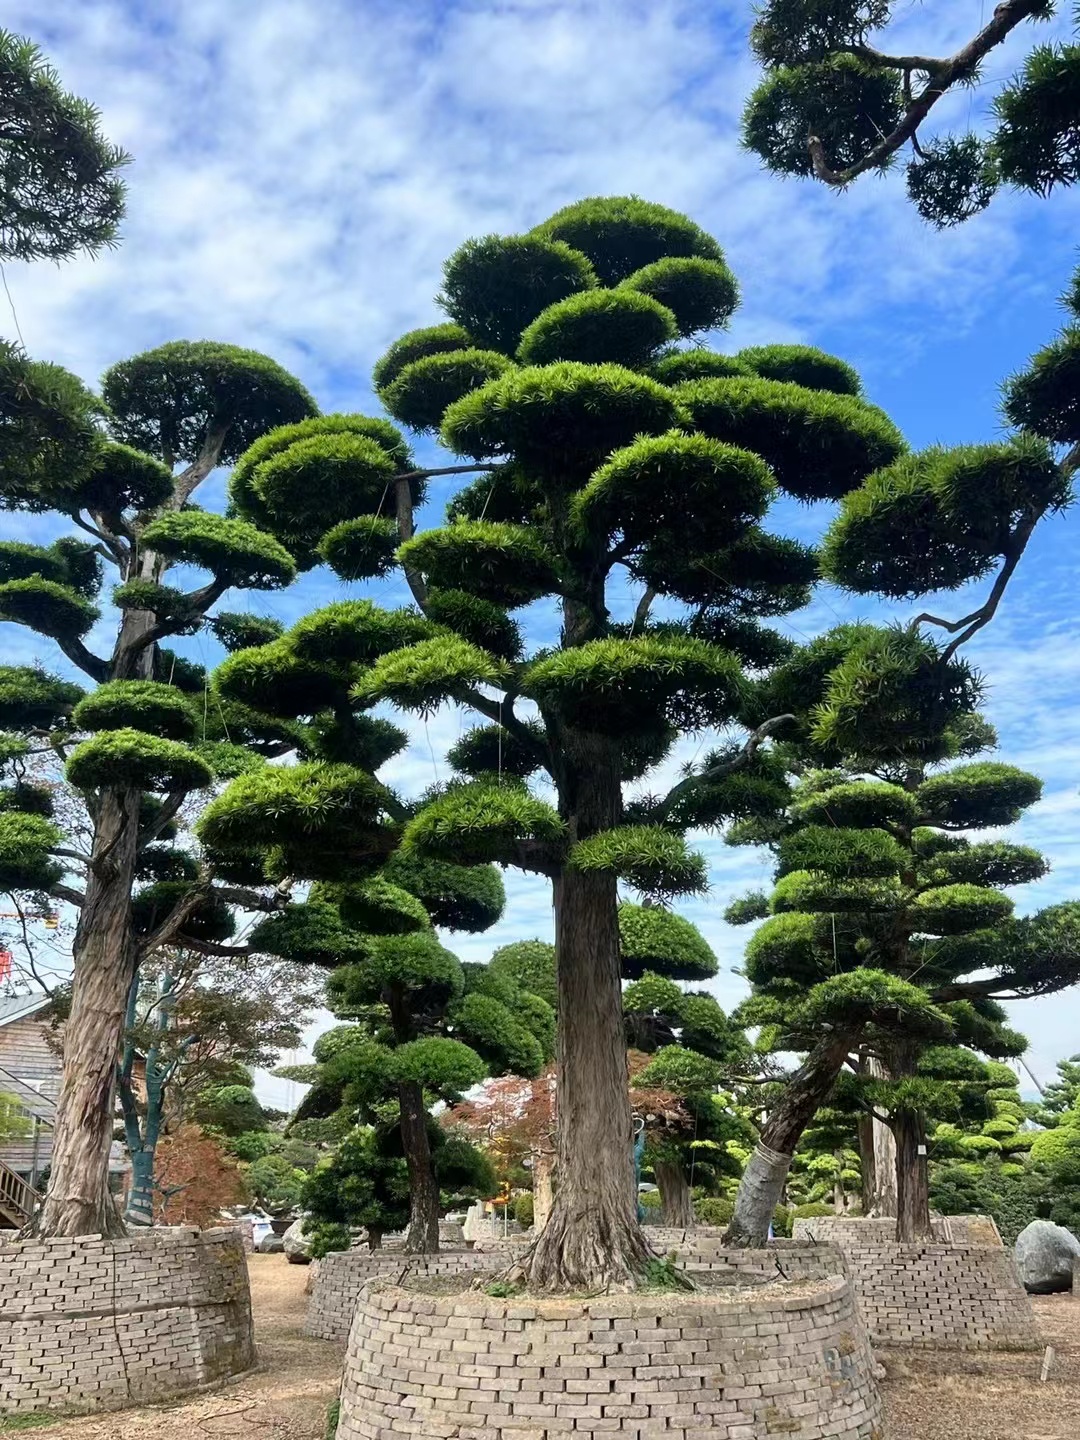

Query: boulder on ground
[[439, 1219, 466, 1247], [1014, 1220, 1080, 1293], [258, 1233, 286, 1254], [283, 1217, 313, 1264]]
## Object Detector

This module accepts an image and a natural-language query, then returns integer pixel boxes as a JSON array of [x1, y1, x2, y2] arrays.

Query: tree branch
[[208, 882, 292, 913], [391, 463, 503, 485], [655, 713, 796, 820], [632, 586, 657, 632], [394, 472, 427, 606], [807, 0, 1044, 187], [138, 886, 209, 959], [54, 636, 110, 684], [171, 422, 230, 507], [170, 937, 254, 959], [138, 791, 187, 849], [50, 884, 85, 908]]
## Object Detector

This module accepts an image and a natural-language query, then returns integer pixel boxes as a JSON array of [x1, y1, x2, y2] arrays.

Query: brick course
[[793, 1217, 1038, 1350], [0, 1226, 254, 1415], [336, 1274, 883, 1440]]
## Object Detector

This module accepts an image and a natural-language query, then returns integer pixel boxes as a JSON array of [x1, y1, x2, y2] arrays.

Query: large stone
[[258, 1233, 286, 1254], [283, 1217, 313, 1264], [1014, 1219, 1080, 1294]]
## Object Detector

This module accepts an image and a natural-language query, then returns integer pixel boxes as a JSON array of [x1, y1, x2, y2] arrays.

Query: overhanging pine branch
[[655, 713, 795, 821]]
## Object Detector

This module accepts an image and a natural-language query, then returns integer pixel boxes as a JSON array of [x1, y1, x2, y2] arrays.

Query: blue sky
[[4, 0, 1080, 1101]]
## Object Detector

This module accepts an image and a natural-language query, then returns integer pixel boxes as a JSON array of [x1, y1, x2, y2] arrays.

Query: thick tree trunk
[[532, 1149, 554, 1233], [37, 788, 142, 1238], [367, 1227, 384, 1251], [863, 1055, 898, 1218], [857, 1109, 876, 1214], [894, 1108, 932, 1242], [725, 1029, 857, 1248], [527, 732, 649, 1291], [398, 1079, 440, 1253], [124, 1146, 155, 1227], [655, 1159, 694, 1228]]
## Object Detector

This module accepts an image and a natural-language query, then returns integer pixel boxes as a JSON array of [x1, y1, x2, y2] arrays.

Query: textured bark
[[367, 1227, 384, 1251], [398, 1080, 440, 1253], [532, 1150, 554, 1233], [38, 787, 141, 1237], [526, 730, 649, 1291], [655, 1160, 694, 1228], [124, 1146, 154, 1227], [725, 1029, 857, 1247], [864, 1055, 898, 1218], [894, 1108, 932, 1241]]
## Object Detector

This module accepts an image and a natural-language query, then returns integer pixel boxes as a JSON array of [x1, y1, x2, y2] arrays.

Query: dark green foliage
[[319, 516, 401, 581], [0, 810, 62, 889], [620, 257, 738, 336], [1003, 326, 1080, 445], [0, 576, 98, 638], [381, 853, 506, 933], [208, 611, 285, 652], [372, 322, 476, 390], [246, 431, 396, 545], [524, 636, 745, 734], [749, 0, 892, 69], [383, 350, 515, 433], [248, 902, 368, 968], [743, 54, 902, 178], [355, 636, 510, 715], [906, 136, 998, 227], [134, 845, 198, 882], [77, 441, 174, 516], [139, 510, 296, 590], [0, 342, 100, 512], [155, 649, 207, 693], [772, 868, 904, 914], [994, 43, 1080, 195], [398, 521, 559, 607], [214, 638, 346, 717], [131, 882, 235, 943], [569, 826, 708, 899], [301, 713, 409, 772], [0, 664, 82, 729], [72, 680, 197, 741], [695, 1195, 734, 1226], [635, 1045, 723, 1092], [112, 579, 199, 629], [319, 878, 430, 936], [531, 195, 725, 286], [0, 780, 53, 818], [744, 913, 830, 988], [618, 903, 718, 982], [0, 29, 128, 261], [290, 600, 432, 667], [444, 467, 539, 525], [651, 349, 747, 384], [917, 762, 1042, 829], [447, 722, 546, 780], [923, 841, 1048, 889], [439, 234, 597, 354], [737, 344, 860, 396], [571, 431, 773, 549], [912, 884, 1014, 935], [778, 824, 905, 880], [0, 540, 78, 587], [793, 779, 916, 829], [66, 729, 214, 793], [488, 939, 557, 1008], [517, 288, 676, 368], [641, 527, 818, 616], [102, 341, 318, 466], [401, 780, 566, 866], [677, 376, 905, 502], [724, 892, 770, 925], [423, 590, 523, 662], [441, 361, 683, 473], [452, 992, 544, 1077]]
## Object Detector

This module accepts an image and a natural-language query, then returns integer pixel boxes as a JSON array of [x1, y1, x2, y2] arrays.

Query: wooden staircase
[[0, 1156, 37, 1228]]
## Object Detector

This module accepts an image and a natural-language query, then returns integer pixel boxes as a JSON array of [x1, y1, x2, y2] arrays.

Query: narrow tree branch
[[50, 884, 85, 908], [138, 886, 208, 959], [69, 512, 129, 568], [138, 791, 187, 849], [171, 422, 231, 507], [208, 882, 292, 913], [394, 473, 427, 606], [656, 713, 796, 820], [170, 937, 254, 959], [124, 577, 229, 654], [807, 0, 1044, 187], [391, 463, 502, 485], [54, 636, 110, 684], [50, 847, 90, 865], [632, 586, 657, 632]]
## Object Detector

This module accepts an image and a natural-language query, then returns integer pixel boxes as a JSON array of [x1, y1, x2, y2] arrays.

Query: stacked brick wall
[[305, 1245, 527, 1341], [337, 1274, 883, 1440], [793, 1217, 1038, 1350], [0, 1227, 254, 1415]]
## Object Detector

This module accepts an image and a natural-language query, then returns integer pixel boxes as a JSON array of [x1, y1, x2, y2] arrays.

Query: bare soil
[[3, 1254, 344, 1440], [881, 1294, 1080, 1440]]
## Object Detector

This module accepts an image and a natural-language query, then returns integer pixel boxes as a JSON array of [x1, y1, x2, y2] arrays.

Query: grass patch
[[0, 1416, 66, 1432], [638, 1253, 695, 1293], [324, 1397, 340, 1439], [484, 1278, 525, 1298]]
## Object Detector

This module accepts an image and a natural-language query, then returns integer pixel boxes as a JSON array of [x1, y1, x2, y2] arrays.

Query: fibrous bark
[[532, 1149, 554, 1233], [655, 1159, 695, 1228], [398, 1079, 440, 1253]]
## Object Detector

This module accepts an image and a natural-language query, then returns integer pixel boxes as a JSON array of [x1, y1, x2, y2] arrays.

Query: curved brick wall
[[793, 1216, 1038, 1351], [338, 1274, 883, 1440], [0, 1227, 254, 1415], [305, 1245, 528, 1341]]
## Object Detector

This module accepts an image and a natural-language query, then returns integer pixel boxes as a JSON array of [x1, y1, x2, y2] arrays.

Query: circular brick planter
[[793, 1216, 1039, 1351], [0, 1227, 254, 1416], [337, 1274, 883, 1440]]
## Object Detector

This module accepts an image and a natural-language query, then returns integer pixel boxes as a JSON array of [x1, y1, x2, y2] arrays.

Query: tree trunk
[[864, 1055, 898, 1218], [532, 1149, 554, 1233], [398, 1079, 439, 1253], [655, 1159, 694, 1228], [893, 1107, 932, 1241], [367, 1227, 384, 1251], [124, 1145, 155, 1227], [37, 788, 142, 1238], [856, 1107, 876, 1214], [526, 731, 649, 1291], [725, 1029, 858, 1248]]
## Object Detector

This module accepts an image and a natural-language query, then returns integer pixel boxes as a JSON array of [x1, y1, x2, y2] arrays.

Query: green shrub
[[771, 1205, 793, 1237], [513, 1193, 535, 1228], [694, 1196, 734, 1227], [639, 1188, 662, 1210]]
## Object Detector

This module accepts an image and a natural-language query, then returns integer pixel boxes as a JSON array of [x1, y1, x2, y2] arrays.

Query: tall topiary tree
[[724, 659, 1080, 1242], [0, 339, 318, 1235], [217, 194, 939, 1289]]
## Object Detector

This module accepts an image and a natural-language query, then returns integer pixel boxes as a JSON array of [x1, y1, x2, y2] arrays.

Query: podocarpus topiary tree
[[284, 891, 552, 1251], [0, 338, 319, 1236], [723, 658, 1080, 1243], [215, 194, 1080, 1287], [740, 0, 1080, 227], [213, 193, 944, 1289]]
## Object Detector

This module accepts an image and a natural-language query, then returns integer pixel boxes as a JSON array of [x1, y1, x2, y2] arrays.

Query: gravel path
[[8, 1254, 344, 1440]]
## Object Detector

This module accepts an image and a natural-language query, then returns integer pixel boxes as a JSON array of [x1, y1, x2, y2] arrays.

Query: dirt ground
[[3, 1260, 1077, 1438], [881, 1294, 1080, 1440], [6, 1254, 344, 1440]]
